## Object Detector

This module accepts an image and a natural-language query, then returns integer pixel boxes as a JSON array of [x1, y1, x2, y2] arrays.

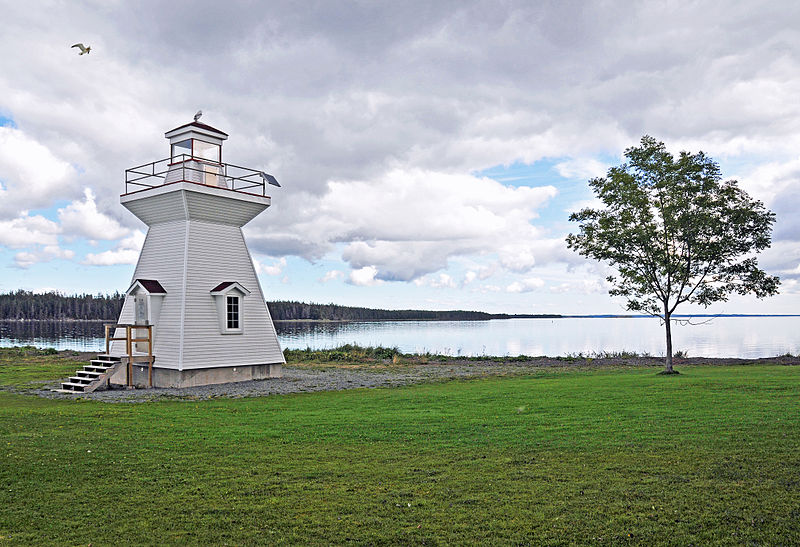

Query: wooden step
[[60, 382, 88, 391], [69, 376, 93, 384], [53, 353, 133, 394]]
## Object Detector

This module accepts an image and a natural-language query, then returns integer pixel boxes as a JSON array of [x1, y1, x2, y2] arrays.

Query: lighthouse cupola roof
[[165, 120, 228, 143]]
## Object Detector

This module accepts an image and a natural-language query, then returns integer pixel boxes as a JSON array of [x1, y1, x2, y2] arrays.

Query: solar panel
[[260, 172, 281, 187]]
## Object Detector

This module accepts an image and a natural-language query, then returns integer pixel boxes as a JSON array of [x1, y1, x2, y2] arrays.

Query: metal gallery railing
[[124, 154, 270, 196]]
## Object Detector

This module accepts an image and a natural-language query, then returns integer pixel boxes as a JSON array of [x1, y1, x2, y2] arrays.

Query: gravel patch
[[14, 355, 799, 403], [25, 363, 536, 402]]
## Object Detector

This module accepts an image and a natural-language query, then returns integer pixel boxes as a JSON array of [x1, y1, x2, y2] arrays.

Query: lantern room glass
[[193, 140, 221, 163], [171, 139, 191, 162]]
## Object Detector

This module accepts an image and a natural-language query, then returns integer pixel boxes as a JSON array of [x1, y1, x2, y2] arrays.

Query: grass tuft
[[284, 343, 401, 363]]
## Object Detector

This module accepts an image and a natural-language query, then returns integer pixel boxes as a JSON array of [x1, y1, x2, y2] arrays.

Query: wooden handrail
[[104, 323, 154, 387]]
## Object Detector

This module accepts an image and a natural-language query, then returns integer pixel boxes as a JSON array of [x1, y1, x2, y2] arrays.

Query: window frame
[[226, 295, 241, 331]]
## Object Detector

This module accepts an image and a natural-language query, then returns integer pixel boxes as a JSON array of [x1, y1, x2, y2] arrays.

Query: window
[[193, 139, 221, 162], [171, 139, 191, 162], [211, 282, 249, 334], [226, 295, 240, 330]]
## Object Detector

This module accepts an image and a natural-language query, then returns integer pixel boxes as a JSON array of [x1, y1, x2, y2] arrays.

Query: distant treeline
[[265, 301, 559, 321], [0, 291, 561, 322], [0, 290, 125, 320]]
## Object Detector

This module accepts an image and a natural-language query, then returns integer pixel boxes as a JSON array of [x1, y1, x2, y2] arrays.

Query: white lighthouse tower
[[108, 117, 284, 388]]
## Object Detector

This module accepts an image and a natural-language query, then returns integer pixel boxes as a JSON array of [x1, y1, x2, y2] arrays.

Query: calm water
[[1, 317, 798, 358]]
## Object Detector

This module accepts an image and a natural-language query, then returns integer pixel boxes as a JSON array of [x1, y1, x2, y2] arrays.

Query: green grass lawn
[[0, 347, 83, 390], [1, 354, 798, 545]]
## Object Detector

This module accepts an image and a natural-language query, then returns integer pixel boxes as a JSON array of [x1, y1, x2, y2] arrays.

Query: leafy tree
[[567, 136, 780, 373]]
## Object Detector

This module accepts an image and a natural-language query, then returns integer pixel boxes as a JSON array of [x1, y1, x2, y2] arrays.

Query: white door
[[134, 294, 149, 353], [134, 294, 148, 325]]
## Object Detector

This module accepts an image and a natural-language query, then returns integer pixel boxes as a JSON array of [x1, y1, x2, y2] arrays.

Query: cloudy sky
[[1, 0, 799, 314]]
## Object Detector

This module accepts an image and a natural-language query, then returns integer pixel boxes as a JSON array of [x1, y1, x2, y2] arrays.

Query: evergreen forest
[[0, 290, 560, 321]]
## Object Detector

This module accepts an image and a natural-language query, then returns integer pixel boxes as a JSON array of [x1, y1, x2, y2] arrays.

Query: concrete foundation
[[109, 362, 282, 389]]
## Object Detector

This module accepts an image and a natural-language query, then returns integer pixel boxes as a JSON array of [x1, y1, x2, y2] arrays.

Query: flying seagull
[[260, 172, 281, 187], [71, 43, 91, 55], [194, 110, 202, 122]]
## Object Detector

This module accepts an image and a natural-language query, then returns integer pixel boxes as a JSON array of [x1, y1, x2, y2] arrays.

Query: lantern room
[[163, 121, 228, 188], [165, 121, 226, 163]]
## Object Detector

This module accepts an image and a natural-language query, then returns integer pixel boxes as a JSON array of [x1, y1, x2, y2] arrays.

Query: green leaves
[[567, 136, 780, 370]]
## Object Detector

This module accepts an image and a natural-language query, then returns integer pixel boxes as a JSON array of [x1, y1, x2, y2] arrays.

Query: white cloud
[[416, 273, 457, 289], [321, 270, 344, 282], [781, 264, 800, 275], [0, 215, 60, 248], [476, 284, 502, 293], [58, 188, 130, 241], [0, 126, 78, 215], [14, 245, 74, 269], [348, 266, 382, 287], [549, 277, 611, 295], [550, 283, 571, 294], [82, 230, 145, 266], [779, 278, 800, 294], [755, 241, 800, 280], [253, 256, 286, 276], [554, 158, 611, 180], [506, 277, 545, 293], [263, 169, 559, 282], [735, 158, 800, 204], [498, 244, 538, 273]]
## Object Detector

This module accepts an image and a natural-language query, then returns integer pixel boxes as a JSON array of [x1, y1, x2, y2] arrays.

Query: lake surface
[[1, 317, 798, 358]]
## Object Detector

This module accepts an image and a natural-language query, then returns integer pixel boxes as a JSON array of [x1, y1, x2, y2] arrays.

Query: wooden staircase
[[56, 355, 123, 393], [54, 324, 154, 393]]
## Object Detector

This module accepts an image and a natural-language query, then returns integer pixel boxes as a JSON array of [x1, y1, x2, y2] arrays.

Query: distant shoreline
[[4, 291, 798, 322], [3, 314, 800, 324]]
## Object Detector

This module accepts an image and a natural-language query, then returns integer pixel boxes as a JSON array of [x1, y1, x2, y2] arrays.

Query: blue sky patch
[[0, 113, 16, 128]]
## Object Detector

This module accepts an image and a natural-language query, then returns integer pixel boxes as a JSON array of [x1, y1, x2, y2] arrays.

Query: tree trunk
[[663, 308, 674, 373]]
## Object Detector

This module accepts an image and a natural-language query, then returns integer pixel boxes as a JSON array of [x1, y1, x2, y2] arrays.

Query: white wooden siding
[[113, 204, 284, 369], [164, 160, 205, 184], [113, 221, 187, 366], [180, 220, 284, 368], [184, 190, 267, 226], [122, 190, 186, 226]]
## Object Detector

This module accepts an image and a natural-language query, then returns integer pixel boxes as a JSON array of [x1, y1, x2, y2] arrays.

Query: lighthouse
[[108, 117, 284, 388]]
